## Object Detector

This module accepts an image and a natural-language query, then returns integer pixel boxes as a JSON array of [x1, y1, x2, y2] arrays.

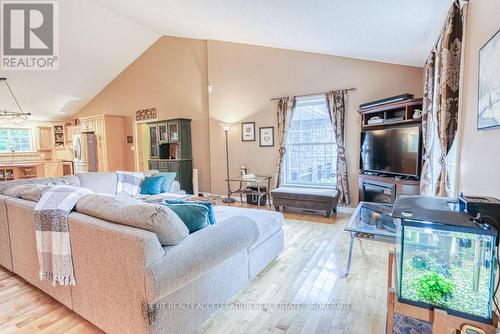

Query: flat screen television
[[360, 126, 421, 178]]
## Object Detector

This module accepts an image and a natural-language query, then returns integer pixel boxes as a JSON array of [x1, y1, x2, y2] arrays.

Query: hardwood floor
[[0, 206, 392, 334], [0, 270, 102, 333]]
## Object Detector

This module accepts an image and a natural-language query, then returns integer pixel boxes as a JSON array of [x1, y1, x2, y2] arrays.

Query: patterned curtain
[[273, 97, 296, 188], [420, 51, 436, 196], [434, 1, 463, 196], [325, 90, 351, 205]]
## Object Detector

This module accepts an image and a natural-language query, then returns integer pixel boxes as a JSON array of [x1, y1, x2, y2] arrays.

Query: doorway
[[134, 122, 151, 172]]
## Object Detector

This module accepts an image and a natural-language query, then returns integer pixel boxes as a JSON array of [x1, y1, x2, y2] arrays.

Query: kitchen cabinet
[[0, 162, 65, 180], [78, 115, 126, 172], [53, 124, 65, 148], [43, 161, 63, 177], [36, 126, 53, 151], [65, 125, 81, 144]]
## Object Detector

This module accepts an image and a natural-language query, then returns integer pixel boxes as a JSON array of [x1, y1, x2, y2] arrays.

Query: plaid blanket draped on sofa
[[35, 185, 92, 286]]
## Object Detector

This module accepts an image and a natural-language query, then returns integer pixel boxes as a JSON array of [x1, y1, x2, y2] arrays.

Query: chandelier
[[0, 78, 31, 120]]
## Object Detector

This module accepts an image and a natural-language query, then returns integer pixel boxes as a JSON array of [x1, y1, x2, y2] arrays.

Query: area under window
[[283, 96, 337, 186], [0, 128, 35, 153]]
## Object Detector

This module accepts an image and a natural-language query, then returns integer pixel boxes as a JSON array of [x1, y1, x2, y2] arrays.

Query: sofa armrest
[[145, 216, 259, 301], [67, 212, 166, 333]]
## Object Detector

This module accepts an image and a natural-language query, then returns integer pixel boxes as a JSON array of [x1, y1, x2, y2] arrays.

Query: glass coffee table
[[344, 201, 396, 277]]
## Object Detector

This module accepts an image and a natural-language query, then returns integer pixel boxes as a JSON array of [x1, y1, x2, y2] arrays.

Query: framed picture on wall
[[478, 28, 500, 130], [241, 122, 256, 141], [259, 127, 274, 147]]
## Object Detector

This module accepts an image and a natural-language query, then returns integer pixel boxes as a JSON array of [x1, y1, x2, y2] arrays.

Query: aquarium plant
[[415, 272, 455, 305]]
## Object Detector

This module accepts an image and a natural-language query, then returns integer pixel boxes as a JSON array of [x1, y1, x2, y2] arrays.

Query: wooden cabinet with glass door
[[147, 118, 193, 193], [53, 124, 65, 149]]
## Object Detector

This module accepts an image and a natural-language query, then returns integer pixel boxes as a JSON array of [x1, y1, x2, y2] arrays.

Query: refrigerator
[[73, 133, 97, 173]]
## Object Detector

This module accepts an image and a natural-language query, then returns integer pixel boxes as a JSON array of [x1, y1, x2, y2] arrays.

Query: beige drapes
[[325, 90, 351, 205], [420, 52, 436, 196], [273, 97, 296, 188], [420, 0, 463, 197], [434, 1, 463, 196]]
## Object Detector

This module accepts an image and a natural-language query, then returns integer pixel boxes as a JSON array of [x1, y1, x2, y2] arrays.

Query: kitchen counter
[[0, 162, 46, 167], [0, 160, 67, 180]]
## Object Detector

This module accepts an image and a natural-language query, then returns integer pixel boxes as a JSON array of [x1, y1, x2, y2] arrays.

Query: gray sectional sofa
[[0, 173, 284, 334]]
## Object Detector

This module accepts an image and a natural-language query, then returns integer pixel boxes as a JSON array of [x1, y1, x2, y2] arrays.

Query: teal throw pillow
[[154, 172, 177, 192], [140, 176, 165, 195], [165, 203, 209, 233], [164, 199, 216, 225]]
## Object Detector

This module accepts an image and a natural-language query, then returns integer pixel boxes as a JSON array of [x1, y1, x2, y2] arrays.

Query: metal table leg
[[345, 232, 355, 278]]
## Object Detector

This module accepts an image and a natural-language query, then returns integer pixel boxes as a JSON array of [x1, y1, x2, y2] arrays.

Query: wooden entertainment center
[[358, 97, 423, 203]]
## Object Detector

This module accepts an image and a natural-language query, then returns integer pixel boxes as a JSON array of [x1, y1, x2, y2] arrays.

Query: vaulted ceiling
[[92, 0, 453, 66], [0, 0, 453, 121], [0, 0, 159, 122]]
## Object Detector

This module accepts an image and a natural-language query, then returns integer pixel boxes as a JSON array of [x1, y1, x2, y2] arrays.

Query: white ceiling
[[0, 0, 159, 122], [0, 0, 453, 122], [92, 0, 453, 67]]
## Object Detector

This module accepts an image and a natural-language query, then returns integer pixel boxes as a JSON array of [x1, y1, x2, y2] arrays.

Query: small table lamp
[[219, 123, 236, 203]]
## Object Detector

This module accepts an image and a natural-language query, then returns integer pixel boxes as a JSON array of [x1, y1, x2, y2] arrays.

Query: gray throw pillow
[[75, 194, 188, 245]]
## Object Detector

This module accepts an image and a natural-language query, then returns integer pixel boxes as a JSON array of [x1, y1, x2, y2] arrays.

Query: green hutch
[[147, 118, 193, 194]]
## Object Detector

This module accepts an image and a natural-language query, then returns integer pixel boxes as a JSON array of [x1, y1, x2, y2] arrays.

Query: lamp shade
[[219, 122, 232, 132]]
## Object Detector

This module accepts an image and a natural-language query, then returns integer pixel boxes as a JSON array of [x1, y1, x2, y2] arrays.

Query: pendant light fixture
[[0, 78, 31, 120]]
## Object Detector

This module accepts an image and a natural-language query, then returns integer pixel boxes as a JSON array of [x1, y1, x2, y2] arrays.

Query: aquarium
[[394, 197, 497, 323]]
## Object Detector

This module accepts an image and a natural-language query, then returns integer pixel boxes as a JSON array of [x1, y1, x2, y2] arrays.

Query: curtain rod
[[270, 87, 356, 101]]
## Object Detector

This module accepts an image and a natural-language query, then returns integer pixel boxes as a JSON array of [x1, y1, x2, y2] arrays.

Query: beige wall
[[76, 36, 211, 191], [75, 35, 424, 201], [458, 0, 500, 197], [207, 41, 423, 203]]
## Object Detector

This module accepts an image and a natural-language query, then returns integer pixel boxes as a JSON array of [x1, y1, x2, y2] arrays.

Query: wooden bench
[[271, 186, 339, 218]]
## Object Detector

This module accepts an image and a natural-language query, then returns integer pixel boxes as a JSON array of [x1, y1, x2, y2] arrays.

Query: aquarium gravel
[[400, 254, 492, 318]]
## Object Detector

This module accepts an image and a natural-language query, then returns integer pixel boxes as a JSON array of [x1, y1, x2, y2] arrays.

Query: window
[[0, 128, 35, 153], [283, 96, 337, 186]]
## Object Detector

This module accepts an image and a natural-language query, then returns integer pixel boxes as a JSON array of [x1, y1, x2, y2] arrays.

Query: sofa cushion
[[166, 199, 216, 225], [76, 172, 118, 194], [140, 176, 165, 195], [3, 184, 38, 198], [145, 216, 259, 300], [75, 194, 188, 245], [0, 175, 80, 195], [165, 203, 209, 233], [213, 206, 284, 249], [3, 184, 54, 202], [271, 186, 339, 202], [154, 172, 177, 193]]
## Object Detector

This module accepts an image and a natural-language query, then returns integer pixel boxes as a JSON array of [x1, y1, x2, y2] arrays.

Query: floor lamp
[[220, 123, 236, 203]]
